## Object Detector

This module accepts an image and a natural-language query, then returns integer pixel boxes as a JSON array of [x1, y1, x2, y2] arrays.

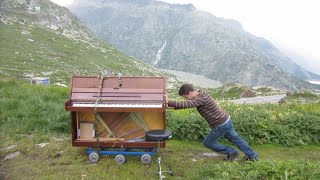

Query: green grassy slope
[[0, 21, 163, 84], [0, 0, 165, 85]]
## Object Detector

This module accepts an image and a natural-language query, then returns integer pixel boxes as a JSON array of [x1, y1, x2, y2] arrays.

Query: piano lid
[[68, 76, 166, 103]]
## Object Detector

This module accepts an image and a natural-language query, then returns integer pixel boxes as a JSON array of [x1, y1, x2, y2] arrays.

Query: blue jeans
[[203, 117, 258, 158]]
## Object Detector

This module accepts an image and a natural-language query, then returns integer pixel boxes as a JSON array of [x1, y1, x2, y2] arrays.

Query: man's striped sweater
[[167, 90, 229, 127]]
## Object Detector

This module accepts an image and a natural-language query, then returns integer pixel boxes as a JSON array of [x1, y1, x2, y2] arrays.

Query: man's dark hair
[[178, 83, 194, 96]]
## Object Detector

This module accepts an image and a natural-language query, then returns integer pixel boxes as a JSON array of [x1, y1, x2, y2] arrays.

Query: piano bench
[[145, 130, 174, 178], [146, 130, 172, 142]]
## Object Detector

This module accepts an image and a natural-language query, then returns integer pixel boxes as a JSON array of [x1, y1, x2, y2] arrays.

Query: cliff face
[[69, 0, 320, 90]]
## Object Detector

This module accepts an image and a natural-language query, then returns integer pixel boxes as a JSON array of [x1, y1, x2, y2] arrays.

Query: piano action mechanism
[[65, 76, 168, 149]]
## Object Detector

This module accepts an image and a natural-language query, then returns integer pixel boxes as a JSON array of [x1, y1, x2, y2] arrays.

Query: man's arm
[[167, 97, 205, 109]]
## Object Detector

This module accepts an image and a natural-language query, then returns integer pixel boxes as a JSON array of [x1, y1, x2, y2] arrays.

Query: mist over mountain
[[278, 47, 320, 77], [68, 0, 320, 90]]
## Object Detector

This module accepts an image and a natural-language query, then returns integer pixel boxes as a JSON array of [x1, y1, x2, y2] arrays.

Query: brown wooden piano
[[65, 76, 169, 150]]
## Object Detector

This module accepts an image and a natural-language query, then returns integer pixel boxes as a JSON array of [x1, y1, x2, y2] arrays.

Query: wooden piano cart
[[65, 76, 172, 164]]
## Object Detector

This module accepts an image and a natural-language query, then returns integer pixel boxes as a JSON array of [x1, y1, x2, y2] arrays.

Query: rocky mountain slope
[[68, 0, 320, 90], [0, 0, 167, 85]]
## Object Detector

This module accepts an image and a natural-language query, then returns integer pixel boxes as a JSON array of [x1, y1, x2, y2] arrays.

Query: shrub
[[167, 109, 210, 141], [167, 102, 320, 146]]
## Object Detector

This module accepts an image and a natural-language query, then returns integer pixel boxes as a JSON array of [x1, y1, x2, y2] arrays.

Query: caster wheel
[[141, 154, 152, 164], [88, 152, 99, 163], [115, 154, 126, 164]]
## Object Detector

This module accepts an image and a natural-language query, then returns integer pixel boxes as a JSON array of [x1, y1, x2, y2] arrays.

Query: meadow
[[0, 78, 319, 179]]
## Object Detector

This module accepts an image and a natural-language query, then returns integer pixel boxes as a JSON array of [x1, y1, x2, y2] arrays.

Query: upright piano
[[65, 76, 168, 148]]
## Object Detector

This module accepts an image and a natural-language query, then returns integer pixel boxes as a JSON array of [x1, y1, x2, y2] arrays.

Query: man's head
[[178, 83, 197, 100]]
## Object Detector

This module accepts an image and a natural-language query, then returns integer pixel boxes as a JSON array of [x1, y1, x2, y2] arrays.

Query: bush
[[167, 102, 320, 146], [167, 109, 210, 141]]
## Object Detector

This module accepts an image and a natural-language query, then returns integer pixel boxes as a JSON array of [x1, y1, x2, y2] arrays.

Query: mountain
[[0, 0, 166, 85], [68, 0, 320, 90]]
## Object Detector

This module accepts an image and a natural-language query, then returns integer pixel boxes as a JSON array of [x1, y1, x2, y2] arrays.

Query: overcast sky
[[51, 0, 320, 75]]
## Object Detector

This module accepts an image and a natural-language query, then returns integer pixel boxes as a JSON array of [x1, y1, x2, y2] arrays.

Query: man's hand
[[165, 95, 168, 108], [164, 95, 174, 109]]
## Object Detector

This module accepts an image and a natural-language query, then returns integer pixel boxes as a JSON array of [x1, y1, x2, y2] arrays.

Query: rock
[[51, 137, 67, 141], [242, 88, 256, 97], [35, 143, 49, 148], [278, 98, 288, 104], [54, 82, 68, 87], [286, 91, 294, 96], [54, 151, 64, 158], [3, 151, 20, 161], [201, 152, 219, 157], [1, 144, 17, 151]]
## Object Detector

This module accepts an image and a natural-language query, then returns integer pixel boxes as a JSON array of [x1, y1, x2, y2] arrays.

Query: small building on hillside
[[31, 77, 50, 86]]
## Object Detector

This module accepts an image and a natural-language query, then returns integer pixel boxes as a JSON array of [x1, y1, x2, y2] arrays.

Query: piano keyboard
[[73, 102, 163, 108]]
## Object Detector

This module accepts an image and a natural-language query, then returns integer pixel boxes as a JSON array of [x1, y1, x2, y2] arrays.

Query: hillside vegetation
[[0, 0, 166, 85]]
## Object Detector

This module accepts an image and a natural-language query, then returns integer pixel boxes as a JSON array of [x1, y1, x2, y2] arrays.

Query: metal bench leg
[[145, 141, 173, 179]]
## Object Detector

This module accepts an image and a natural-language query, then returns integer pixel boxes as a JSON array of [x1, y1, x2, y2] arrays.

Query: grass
[[208, 86, 244, 100], [1, 135, 320, 179], [1, 78, 320, 179], [0, 79, 70, 135]]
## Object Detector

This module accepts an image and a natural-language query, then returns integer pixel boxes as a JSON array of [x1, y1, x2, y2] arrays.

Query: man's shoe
[[244, 155, 259, 162], [225, 151, 239, 162]]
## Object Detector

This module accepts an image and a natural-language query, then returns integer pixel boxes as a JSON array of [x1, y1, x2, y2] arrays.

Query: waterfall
[[153, 40, 166, 66]]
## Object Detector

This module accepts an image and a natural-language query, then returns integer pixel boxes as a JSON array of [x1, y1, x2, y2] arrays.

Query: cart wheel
[[88, 152, 99, 163], [115, 154, 126, 164], [141, 154, 152, 164]]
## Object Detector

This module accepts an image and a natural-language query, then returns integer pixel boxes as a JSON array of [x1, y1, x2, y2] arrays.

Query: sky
[[50, 0, 320, 75]]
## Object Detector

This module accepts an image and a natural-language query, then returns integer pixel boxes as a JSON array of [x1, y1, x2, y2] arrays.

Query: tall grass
[[0, 79, 70, 136]]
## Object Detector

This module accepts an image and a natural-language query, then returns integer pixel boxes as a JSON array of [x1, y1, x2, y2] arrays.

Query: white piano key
[[72, 102, 163, 108]]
